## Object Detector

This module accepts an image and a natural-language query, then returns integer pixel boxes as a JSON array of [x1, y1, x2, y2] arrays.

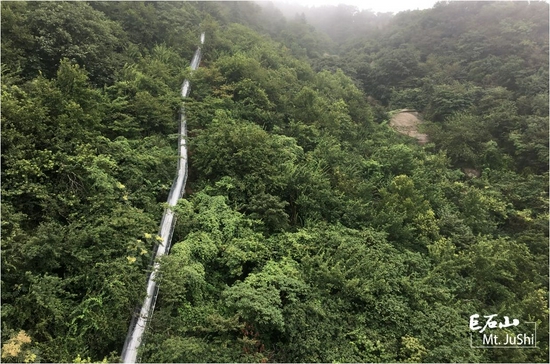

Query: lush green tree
[[2, 1, 127, 85]]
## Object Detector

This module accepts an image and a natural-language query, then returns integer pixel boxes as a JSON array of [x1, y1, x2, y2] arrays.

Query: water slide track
[[121, 32, 205, 363]]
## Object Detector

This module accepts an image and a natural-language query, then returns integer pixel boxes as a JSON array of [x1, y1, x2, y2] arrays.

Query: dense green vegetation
[[1, 1, 548, 362]]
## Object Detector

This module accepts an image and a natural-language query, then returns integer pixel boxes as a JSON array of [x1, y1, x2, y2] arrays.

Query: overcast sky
[[269, 0, 441, 14]]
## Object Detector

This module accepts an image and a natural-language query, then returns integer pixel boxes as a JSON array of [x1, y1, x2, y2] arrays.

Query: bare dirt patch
[[389, 109, 429, 144]]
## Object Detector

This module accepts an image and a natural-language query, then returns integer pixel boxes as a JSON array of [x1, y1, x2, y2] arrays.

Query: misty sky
[[271, 0, 441, 14]]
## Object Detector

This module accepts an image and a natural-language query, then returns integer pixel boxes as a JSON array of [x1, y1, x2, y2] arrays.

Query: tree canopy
[[1, 1, 548, 362]]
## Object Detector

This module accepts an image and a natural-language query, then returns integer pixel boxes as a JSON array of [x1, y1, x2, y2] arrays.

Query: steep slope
[[1, 2, 547, 363]]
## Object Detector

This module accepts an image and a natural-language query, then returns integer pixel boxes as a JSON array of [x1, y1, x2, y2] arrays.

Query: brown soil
[[389, 109, 429, 144]]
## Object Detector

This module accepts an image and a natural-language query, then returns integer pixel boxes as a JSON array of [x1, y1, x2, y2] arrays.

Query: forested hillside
[[1, 1, 548, 363]]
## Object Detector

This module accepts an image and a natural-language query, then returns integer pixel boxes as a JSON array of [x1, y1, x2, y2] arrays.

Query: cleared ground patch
[[389, 109, 428, 144]]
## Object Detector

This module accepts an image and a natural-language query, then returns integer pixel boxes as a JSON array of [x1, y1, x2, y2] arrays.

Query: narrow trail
[[121, 33, 205, 364], [389, 109, 428, 144]]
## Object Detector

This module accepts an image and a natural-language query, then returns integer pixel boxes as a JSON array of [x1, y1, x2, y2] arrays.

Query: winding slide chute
[[121, 32, 205, 364]]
